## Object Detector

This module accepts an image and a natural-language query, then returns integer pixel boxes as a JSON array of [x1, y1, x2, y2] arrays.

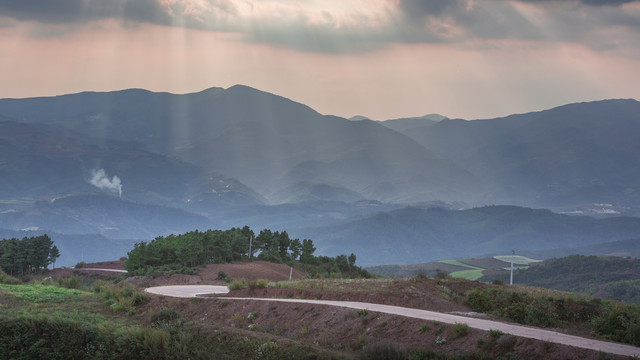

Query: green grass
[[493, 255, 541, 265], [0, 283, 87, 303], [449, 269, 484, 281]]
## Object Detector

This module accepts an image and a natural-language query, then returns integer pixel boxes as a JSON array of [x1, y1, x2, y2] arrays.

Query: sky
[[0, 0, 639, 120]]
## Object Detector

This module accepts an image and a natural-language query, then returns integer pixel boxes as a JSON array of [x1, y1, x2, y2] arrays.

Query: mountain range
[[0, 85, 639, 265]]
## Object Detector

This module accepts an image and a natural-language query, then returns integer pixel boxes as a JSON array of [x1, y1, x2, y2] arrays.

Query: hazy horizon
[[1, 0, 639, 120]]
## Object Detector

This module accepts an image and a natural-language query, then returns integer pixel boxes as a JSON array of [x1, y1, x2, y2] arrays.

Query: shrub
[[489, 329, 504, 339], [359, 342, 408, 360], [591, 302, 640, 346], [150, 307, 183, 332], [93, 280, 148, 314], [217, 271, 231, 283], [56, 275, 79, 289], [0, 269, 20, 284], [228, 278, 248, 290], [357, 309, 368, 317], [74, 261, 86, 269], [255, 279, 268, 288], [452, 323, 469, 339]]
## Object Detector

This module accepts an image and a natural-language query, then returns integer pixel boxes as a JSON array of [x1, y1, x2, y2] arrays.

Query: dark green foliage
[[0, 314, 216, 360], [0, 234, 59, 276], [151, 307, 184, 332], [125, 226, 371, 279], [466, 287, 600, 328], [56, 275, 79, 289], [603, 279, 640, 304], [216, 271, 231, 283], [590, 302, 640, 346], [93, 281, 148, 314], [466, 286, 640, 347], [125, 228, 252, 273], [481, 255, 640, 304], [0, 268, 20, 284]]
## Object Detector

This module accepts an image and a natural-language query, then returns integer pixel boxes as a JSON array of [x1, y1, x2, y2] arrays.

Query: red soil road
[[144, 285, 640, 358]]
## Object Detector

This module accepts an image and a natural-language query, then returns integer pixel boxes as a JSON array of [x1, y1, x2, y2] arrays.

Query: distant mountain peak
[[348, 115, 370, 121]]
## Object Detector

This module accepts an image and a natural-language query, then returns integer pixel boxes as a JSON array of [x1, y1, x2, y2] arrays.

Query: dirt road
[[145, 285, 640, 357]]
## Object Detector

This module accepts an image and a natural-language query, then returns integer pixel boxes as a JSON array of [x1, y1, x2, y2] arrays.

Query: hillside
[[481, 255, 640, 304], [3, 260, 639, 359], [0, 86, 472, 203], [393, 99, 640, 208], [300, 205, 640, 265]]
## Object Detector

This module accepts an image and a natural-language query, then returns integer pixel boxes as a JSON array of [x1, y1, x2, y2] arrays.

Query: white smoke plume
[[89, 168, 122, 198]]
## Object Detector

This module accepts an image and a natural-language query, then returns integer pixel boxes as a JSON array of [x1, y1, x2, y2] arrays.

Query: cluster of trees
[[0, 234, 60, 276], [125, 227, 369, 278]]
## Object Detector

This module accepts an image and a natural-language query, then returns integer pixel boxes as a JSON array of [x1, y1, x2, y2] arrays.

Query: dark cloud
[[0, 0, 638, 55], [398, 0, 464, 19], [519, 0, 639, 5], [0, 0, 171, 25], [582, 0, 639, 5]]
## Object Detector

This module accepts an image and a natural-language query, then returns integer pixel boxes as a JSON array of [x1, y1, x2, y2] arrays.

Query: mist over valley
[[1, 87, 639, 266]]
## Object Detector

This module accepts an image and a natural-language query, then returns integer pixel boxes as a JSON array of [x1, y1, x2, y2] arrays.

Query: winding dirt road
[[145, 285, 640, 357]]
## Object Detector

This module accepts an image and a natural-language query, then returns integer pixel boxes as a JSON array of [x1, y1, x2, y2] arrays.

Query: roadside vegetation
[[466, 284, 640, 346]]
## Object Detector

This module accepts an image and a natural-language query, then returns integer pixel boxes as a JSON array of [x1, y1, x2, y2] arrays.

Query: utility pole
[[510, 249, 514, 285]]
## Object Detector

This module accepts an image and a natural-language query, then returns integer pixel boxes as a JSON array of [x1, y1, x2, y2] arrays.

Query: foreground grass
[[0, 278, 346, 359]]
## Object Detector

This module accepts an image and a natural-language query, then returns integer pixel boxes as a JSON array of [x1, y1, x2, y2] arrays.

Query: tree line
[[125, 227, 369, 278], [0, 234, 60, 276]]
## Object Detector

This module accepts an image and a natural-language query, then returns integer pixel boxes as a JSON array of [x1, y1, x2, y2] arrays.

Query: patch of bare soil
[[223, 279, 470, 314], [142, 293, 627, 360], [146, 261, 307, 286], [80, 260, 126, 270]]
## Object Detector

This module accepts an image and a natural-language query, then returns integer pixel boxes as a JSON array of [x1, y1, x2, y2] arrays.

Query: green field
[[449, 269, 484, 280], [493, 255, 541, 265]]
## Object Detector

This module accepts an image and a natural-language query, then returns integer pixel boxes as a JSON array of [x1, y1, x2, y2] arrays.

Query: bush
[[359, 342, 408, 360], [74, 261, 86, 269], [452, 323, 469, 339], [591, 302, 640, 346], [56, 275, 79, 289], [93, 281, 148, 314], [228, 278, 249, 290], [150, 307, 183, 332], [0, 269, 20, 284], [217, 271, 231, 283]]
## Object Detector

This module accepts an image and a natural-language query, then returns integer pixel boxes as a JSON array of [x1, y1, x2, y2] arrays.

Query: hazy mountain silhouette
[[0, 86, 474, 203], [300, 206, 640, 265], [1, 87, 640, 264], [391, 99, 640, 207]]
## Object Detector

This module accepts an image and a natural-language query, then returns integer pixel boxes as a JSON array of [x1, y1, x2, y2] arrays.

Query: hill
[[481, 255, 640, 304], [0, 86, 472, 203], [392, 99, 640, 208], [299, 205, 640, 265]]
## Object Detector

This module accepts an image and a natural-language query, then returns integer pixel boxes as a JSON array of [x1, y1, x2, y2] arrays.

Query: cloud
[[0, 0, 638, 54], [89, 168, 122, 197], [0, 0, 171, 25], [520, 0, 639, 6]]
